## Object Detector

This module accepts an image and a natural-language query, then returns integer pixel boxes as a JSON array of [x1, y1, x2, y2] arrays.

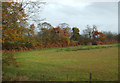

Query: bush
[[2, 51, 18, 67], [92, 40, 97, 45]]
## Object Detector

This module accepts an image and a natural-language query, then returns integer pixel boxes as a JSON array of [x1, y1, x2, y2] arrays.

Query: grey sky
[[25, 0, 118, 34], [37, 1, 118, 34]]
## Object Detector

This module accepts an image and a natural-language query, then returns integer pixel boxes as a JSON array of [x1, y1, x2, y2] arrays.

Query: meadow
[[2, 44, 119, 81]]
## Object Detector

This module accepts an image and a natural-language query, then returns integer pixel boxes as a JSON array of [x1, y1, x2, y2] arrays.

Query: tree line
[[1, 2, 119, 52]]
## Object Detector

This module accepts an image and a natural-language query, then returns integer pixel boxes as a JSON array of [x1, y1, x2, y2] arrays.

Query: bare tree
[[83, 25, 98, 39], [59, 23, 69, 29], [59, 23, 72, 34], [5, 0, 46, 26], [41, 22, 53, 29], [83, 25, 92, 39], [18, 0, 46, 24]]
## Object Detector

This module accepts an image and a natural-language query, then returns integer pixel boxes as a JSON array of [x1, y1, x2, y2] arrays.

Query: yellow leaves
[[2, 27, 24, 43], [2, 2, 28, 43]]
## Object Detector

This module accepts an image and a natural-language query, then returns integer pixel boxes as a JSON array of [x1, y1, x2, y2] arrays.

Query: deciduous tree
[[2, 2, 28, 44]]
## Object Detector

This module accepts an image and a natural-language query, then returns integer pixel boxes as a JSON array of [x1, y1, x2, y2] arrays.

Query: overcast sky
[[28, 0, 118, 34]]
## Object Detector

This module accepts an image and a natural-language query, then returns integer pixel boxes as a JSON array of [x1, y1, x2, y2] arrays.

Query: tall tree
[[2, 2, 28, 43], [19, 0, 46, 24], [41, 22, 52, 29], [59, 23, 69, 29], [71, 27, 80, 41], [58, 23, 71, 34], [83, 25, 92, 39]]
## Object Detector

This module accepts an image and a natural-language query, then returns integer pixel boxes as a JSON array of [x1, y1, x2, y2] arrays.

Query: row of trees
[[1, 2, 119, 51]]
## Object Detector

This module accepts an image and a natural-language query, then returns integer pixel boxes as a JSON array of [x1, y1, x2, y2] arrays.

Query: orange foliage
[[2, 2, 28, 43], [93, 31, 105, 40]]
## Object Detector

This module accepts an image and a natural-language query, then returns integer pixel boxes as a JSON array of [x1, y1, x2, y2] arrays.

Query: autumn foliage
[[1, 2, 119, 52], [2, 2, 28, 43]]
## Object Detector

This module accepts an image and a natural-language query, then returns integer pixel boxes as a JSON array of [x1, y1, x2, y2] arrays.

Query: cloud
[[27, 0, 118, 34]]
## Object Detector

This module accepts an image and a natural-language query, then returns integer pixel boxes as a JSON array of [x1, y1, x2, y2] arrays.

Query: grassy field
[[2, 44, 119, 81]]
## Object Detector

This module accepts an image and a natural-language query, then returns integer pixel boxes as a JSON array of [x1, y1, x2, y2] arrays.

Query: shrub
[[2, 51, 18, 67], [92, 40, 97, 45]]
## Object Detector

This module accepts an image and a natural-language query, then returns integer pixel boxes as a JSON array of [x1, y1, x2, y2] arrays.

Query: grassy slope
[[2, 44, 118, 81]]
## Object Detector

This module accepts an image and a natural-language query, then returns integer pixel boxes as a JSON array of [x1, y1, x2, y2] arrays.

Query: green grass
[[2, 44, 119, 81]]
